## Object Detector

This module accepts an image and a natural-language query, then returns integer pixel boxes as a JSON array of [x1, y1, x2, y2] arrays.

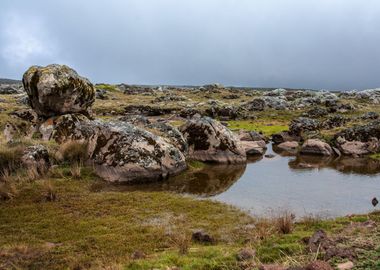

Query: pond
[[100, 144, 380, 218]]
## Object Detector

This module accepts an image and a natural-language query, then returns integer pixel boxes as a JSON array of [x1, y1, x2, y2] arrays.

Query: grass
[[227, 120, 288, 136], [0, 168, 379, 269], [370, 153, 380, 160]]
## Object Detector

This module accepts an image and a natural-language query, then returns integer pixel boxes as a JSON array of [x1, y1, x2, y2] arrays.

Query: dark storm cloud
[[1, 0, 380, 90]]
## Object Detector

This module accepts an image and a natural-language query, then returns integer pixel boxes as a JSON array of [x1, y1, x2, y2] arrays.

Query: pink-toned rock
[[300, 139, 333, 156], [259, 264, 286, 270], [240, 140, 267, 155], [277, 141, 299, 151], [340, 141, 370, 156], [337, 261, 354, 270], [306, 261, 333, 270]]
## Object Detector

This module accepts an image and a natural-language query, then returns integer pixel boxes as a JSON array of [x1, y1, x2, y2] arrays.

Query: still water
[[101, 144, 380, 218]]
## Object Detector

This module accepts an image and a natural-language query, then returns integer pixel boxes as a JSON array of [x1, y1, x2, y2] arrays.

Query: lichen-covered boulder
[[43, 115, 187, 183], [179, 117, 246, 163], [22, 64, 95, 117]]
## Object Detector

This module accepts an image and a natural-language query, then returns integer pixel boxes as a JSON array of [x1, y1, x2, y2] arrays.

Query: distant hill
[[0, 78, 21, 84]]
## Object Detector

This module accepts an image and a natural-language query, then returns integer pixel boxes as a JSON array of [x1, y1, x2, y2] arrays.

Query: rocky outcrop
[[300, 139, 333, 156], [205, 105, 244, 120], [22, 64, 95, 117], [124, 105, 178, 116], [180, 117, 246, 163], [289, 117, 320, 136], [0, 83, 23, 94], [45, 115, 187, 182], [334, 120, 380, 142]]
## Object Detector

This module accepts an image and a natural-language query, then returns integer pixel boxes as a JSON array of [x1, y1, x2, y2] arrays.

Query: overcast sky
[[1, 0, 380, 90]]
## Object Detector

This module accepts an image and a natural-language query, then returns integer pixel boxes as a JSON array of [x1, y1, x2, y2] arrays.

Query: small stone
[[306, 261, 333, 270], [236, 247, 255, 261], [259, 264, 286, 270], [192, 230, 214, 243], [337, 261, 354, 270], [131, 250, 146, 260]]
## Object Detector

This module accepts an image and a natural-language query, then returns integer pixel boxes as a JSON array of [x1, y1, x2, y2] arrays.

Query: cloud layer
[[1, 0, 380, 90]]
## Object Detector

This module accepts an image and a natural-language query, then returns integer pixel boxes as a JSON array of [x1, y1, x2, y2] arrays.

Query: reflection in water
[[100, 163, 247, 197], [99, 144, 380, 217], [280, 150, 380, 175]]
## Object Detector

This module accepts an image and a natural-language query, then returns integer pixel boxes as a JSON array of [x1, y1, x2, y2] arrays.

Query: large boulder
[[180, 117, 246, 163], [300, 139, 334, 156], [41, 115, 187, 183], [22, 64, 95, 117]]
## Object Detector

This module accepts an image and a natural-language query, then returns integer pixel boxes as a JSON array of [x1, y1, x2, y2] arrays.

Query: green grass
[[1, 169, 379, 269], [370, 153, 380, 160], [227, 120, 288, 136]]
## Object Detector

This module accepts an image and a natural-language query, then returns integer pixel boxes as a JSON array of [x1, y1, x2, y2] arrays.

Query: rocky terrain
[[0, 64, 379, 269]]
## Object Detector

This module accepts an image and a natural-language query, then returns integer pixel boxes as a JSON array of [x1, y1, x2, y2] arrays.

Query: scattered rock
[[305, 261, 333, 270], [238, 130, 268, 142], [308, 230, 331, 252], [95, 88, 108, 100], [245, 98, 266, 111], [241, 140, 267, 155], [303, 107, 328, 118], [322, 115, 348, 129], [272, 131, 301, 145], [276, 141, 299, 152], [236, 247, 255, 261], [0, 83, 23, 94], [339, 141, 371, 156], [361, 111, 379, 120], [21, 145, 50, 176], [336, 261, 354, 270], [131, 250, 146, 260], [22, 64, 95, 117], [259, 264, 286, 270], [300, 139, 333, 156], [180, 117, 246, 163], [192, 230, 214, 243], [334, 120, 380, 142], [124, 105, 178, 116], [289, 117, 320, 136]]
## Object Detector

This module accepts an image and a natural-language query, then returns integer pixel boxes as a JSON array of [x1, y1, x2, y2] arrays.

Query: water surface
[[101, 144, 380, 218]]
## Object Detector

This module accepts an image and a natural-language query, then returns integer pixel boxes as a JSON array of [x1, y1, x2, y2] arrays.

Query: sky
[[0, 0, 380, 90]]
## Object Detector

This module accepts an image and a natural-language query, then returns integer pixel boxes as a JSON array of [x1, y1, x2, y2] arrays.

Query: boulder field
[[5, 64, 252, 183], [4, 64, 380, 182]]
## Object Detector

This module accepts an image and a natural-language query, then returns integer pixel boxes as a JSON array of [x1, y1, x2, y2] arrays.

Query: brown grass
[[58, 140, 89, 163], [275, 210, 295, 234]]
